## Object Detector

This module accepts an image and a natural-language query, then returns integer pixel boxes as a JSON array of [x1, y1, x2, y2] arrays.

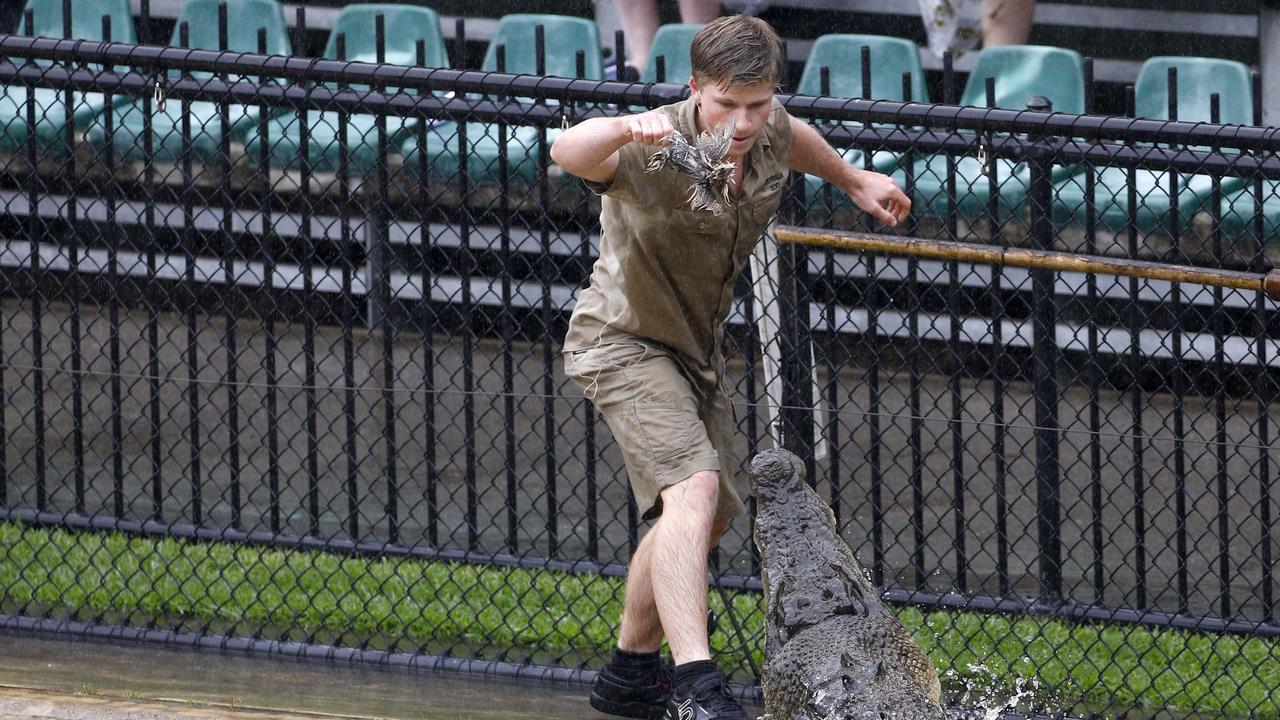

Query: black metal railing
[[0, 9, 1278, 718]]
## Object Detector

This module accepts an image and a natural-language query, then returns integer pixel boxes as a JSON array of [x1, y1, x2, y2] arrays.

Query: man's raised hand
[[622, 110, 675, 147]]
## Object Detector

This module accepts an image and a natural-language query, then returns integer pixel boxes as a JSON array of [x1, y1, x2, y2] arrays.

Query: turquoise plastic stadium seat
[[797, 35, 929, 107], [88, 0, 291, 164], [399, 14, 603, 187], [479, 14, 603, 82], [795, 34, 929, 208], [1135, 57, 1253, 127], [1054, 56, 1252, 235], [245, 5, 449, 173], [912, 45, 1085, 221], [1220, 183, 1280, 247], [0, 0, 136, 156], [639, 24, 701, 84]]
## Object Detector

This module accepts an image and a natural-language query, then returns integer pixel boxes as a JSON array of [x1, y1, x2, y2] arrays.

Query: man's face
[[689, 76, 775, 159]]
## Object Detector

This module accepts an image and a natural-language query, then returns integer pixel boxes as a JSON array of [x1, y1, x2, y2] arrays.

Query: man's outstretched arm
[[550, 110, 675, 184], [788, 115, 911, 227]]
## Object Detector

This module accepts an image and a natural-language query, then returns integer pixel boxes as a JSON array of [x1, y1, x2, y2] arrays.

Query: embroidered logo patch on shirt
[[765, 172, 784, 192]]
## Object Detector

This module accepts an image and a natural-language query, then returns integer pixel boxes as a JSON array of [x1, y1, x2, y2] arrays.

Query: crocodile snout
[[748, 448, 803, 498]]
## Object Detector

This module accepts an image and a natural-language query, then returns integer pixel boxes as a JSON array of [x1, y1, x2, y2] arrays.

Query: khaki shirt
[[563, 95, 794, 393]]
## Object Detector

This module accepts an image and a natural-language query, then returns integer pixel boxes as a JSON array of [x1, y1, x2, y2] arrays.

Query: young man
[[550, 15, 910, 720]]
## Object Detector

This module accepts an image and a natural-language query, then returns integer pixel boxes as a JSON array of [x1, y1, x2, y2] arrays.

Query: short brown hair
[[689, 15, 785, 88]]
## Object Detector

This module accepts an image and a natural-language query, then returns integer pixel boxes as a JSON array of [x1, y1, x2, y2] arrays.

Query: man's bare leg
[[617, 497, 733, 653], [633, 470, 721, 663], [617, 526, 665, 652]]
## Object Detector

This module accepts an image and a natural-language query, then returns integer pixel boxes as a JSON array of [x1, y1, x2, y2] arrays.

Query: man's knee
[[659, 470, 720, 518]]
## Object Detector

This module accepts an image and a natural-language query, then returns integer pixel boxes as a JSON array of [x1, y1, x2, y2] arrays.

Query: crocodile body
[[749, 449, 945, 720]]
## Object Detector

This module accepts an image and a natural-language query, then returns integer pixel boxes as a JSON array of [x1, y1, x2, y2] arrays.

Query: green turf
[[1, 521, 1277, 718]]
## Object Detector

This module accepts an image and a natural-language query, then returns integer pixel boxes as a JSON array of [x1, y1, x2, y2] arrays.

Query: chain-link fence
[[0, 5, 1278, 718]]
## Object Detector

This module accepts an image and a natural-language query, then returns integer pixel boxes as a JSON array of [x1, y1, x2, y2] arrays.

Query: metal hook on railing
[[977, 141, 990, 177], [153, 75, 166, 112]]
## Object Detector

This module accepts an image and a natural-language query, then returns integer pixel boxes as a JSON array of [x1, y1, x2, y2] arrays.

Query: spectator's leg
[[982, 0, 1035, 46], [678, 0, 722, 25], [615, 0, 661, 72]]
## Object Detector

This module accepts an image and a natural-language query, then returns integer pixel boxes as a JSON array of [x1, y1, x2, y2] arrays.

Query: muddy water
[[0, 631, 742, 720]]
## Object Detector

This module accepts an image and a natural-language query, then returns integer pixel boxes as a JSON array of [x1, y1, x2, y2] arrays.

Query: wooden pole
[[774, 225, 1280, 300]]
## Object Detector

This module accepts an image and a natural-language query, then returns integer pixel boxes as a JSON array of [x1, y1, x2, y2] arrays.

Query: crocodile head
[[748, 447, 806, 504], [750, 448, 947, 720], [750, 449, 887, 638]]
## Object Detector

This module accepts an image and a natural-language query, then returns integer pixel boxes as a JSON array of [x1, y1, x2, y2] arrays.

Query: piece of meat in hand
[[644, 118, 737, 216]]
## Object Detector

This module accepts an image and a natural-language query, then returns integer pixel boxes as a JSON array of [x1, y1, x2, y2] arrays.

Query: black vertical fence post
[[1251, 70, 1275, 624], [257, 27, 281, 537], [1124, 83, 1148, 611], [495, 43, 518, 557], [1167, 67, 1190, 615], [336, 32, 360, 541], [614, 29, 626, 81], [986, 75, 1009, 597], [373, 12, 399, 546], [104, 14, 124, 520], [1026, 95, 1062, 603], [414, 34, 438, 549], [823, 60, 839, 519], [178, 20, 202, 527], [65, 7, 84, 516], [453, 16, 478, 553], [22, 6, 46, 514], [1210, 92, 1231, 619], [1082, 57, 1104, 603], [140, 0, 152, 43], [216, 2, 242, 531], [297, 6, 319, 538], [143, 0, 162, 523], [535, 23, 558, 558], [775, 243, 815, 465], [365, 86, 391, 330]]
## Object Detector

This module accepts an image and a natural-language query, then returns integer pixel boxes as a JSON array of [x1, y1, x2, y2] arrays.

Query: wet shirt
[[563, 95, 794, 392]]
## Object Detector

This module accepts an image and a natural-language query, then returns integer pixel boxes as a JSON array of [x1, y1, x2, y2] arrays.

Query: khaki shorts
[[563, 341, 746, 525]]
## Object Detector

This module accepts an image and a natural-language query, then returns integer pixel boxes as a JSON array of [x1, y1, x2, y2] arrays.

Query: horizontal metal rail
[[4, 62, 1277, 178], [775, 226, 1280, 300], [2, 34, 1280, 149]]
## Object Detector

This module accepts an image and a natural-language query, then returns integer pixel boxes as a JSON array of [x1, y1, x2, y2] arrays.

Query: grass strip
[[0, 522, 1276, 718]]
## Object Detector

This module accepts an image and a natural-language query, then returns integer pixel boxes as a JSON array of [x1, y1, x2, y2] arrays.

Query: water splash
[[944, 662, 1050, 720]]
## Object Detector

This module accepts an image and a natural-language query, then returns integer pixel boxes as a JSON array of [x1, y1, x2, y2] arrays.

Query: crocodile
[[749, 448, 946, 720]]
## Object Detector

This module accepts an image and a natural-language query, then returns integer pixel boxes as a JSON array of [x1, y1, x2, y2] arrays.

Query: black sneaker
[[662, 671, 749, 720], [589, 660, 674, 719]]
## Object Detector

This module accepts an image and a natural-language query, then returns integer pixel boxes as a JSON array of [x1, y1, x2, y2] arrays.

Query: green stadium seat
[[0, 0, 135, 156], [795, 34, 928, 209], [87, 0, 290, 164], [1054, 56, 1252, 235], [912, 44, 1085, 221], [399, 14, 603, 187], [1220, 183, 1280, 246], [639, 23, 701, 84], [245, 5, 449, 173]]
